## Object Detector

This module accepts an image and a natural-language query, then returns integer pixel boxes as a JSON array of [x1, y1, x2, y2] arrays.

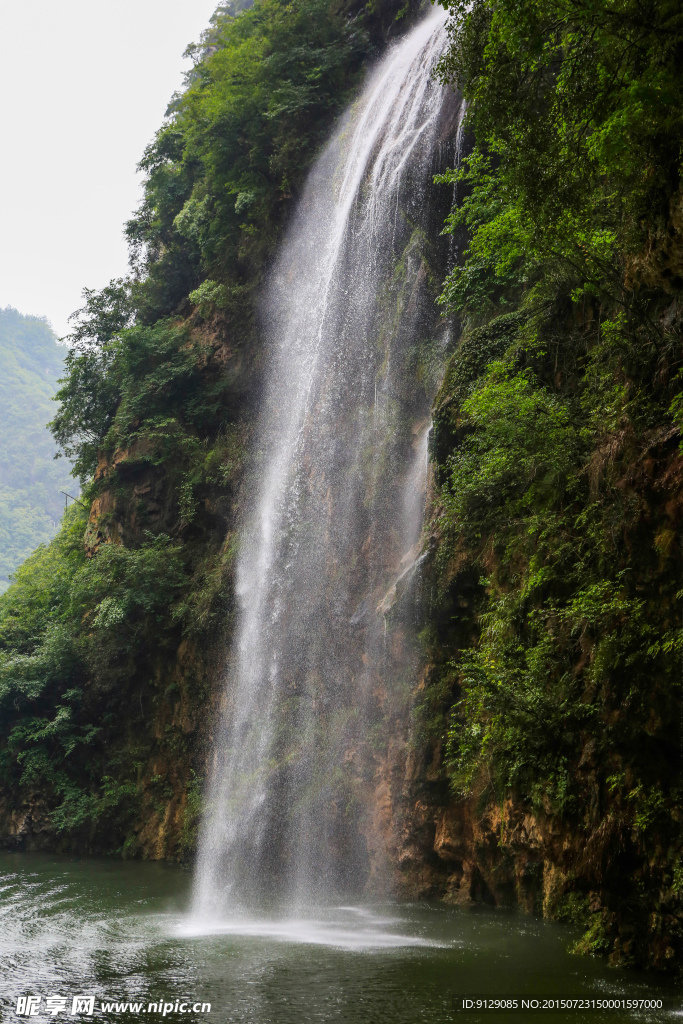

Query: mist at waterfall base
[[1, 13, 680, 1015], [192, 4, 457, 923], [2, 854, 678, 1024]]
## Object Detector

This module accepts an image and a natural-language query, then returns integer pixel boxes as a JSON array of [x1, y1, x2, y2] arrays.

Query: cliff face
[[1, 0, 682, 975], [372, 0, 683, 971], [375, 235, 683, 972], [0, 323, 249, 861], [0, 0, 437, 862]]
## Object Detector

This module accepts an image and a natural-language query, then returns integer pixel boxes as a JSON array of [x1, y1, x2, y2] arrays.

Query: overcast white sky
[[0, 0, 221, 338]]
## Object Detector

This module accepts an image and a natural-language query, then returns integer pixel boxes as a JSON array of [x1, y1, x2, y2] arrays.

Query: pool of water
[[0, 852, 679, 1023]]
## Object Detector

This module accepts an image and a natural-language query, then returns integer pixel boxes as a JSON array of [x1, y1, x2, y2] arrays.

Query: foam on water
[[177, 904, 453, 950]]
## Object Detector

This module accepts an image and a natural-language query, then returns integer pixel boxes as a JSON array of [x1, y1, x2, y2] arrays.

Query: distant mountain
[[0, 307, 73, 591]]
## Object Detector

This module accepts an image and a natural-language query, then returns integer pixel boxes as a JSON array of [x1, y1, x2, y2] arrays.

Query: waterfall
[[192, 4, 462, 916]]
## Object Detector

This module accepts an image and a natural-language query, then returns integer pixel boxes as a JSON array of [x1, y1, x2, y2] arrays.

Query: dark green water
[[0, 852, 679, 1024]]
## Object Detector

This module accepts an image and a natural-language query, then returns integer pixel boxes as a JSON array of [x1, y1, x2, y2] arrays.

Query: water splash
[[176, 905, 452, 950], [193, 5, 462, 917]]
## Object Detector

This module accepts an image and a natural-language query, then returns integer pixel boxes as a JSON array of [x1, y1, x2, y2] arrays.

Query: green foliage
[[0, 308, 73, 589], [436, 304, 683, 819], [436, 0, 683, 317], [0, 496, 190, 849], [435, 153, 534, 317], [428, 0, 683, 960], [125, 0, 415, 323], [0, 0, 422, 852], [49, 777, 142, 840], [50, 280, 135, 482], [443, 362, 579, 536], [52, 297, 241, 554], [548, 890, 591, 927], [189, 279, 228, 318], [50, 0, 418, 493]]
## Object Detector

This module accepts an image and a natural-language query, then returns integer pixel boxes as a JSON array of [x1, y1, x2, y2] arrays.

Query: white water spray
[[193, 5, 461, 917]]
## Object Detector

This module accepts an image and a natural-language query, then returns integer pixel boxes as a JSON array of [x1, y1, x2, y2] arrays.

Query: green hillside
[[0, 307, 73, 591], [1, 0, 682, 969]]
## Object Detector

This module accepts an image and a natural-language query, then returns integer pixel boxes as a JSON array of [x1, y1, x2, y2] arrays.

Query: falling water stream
[[192, 4, 459, 916], [1, 10, 681, 1020]]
